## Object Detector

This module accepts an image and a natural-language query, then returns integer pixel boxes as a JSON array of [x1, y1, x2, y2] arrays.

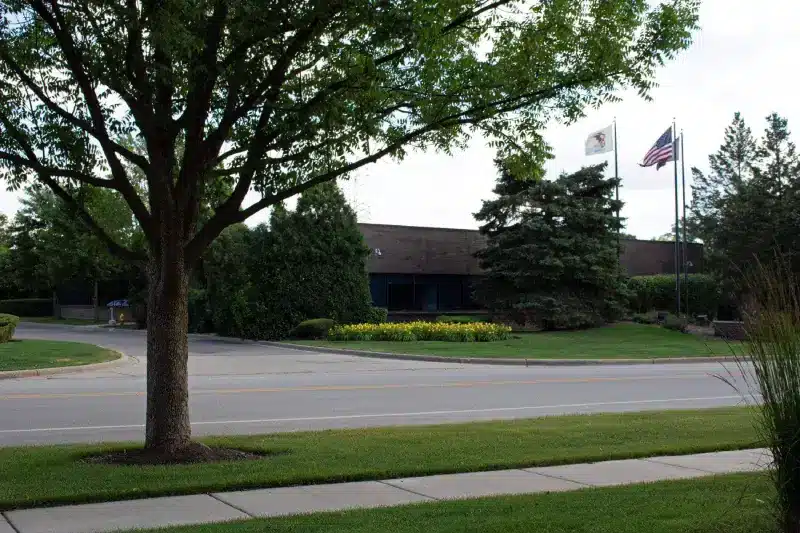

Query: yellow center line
[[0, 372, 725, 401]]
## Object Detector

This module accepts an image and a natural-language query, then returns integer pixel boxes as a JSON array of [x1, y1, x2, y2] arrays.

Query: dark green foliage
[[0, 313, 19, 343], [662, 315, 688, 333], [365, 307, 388, 325], [627, 274, 722, 317], [631, 311, 660, 325], [206, 183, 374, 340], [291, 319, 337, 340], [187, 290, 213, 334], [436, 315, 487, 324], [0, 298, 52, 317], [691, 113, 800, 284], [474, 161, 627, 330]]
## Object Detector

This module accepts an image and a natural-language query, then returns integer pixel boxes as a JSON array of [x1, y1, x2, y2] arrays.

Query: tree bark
[[144, 250, 191, 453]]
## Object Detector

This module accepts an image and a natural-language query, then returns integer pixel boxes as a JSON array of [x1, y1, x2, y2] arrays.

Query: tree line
[[688, 112, 800, 288]]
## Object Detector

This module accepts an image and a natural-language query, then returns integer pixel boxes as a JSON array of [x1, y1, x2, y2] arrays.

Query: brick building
[[359, 223, 703, 312]]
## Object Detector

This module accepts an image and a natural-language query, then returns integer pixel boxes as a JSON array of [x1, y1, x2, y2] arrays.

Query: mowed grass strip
[[0, 340, 119, 371], [0, 407, 760, 511], [132, 473, 773, 533], [297, 323, 741, 359]]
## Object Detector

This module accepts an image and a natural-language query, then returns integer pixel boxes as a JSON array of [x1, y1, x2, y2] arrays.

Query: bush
[[292, 318, 336, 340], [435, 315, 487, 324], [0, 313, 19, 343], [627, 274, 721, 318], [327, 321, 511, 342], [364, 307, 388, 325], [661, 315, 688, 333], [188, 289, 213, 333], [631, 311, 659, 325], [0, 298, 52, 317]]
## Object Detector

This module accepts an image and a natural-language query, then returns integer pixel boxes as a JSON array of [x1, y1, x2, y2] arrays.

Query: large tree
[[691, 113, 800, 278], [475, 161, 626, 330], [0, 0, 699, 458]]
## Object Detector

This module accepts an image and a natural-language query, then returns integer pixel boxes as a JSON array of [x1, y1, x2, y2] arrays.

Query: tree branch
[[37, 172, 147, 263], [184, 70, 614, 265], [0, 151, 116, 188], [28, 0, 154, 240]]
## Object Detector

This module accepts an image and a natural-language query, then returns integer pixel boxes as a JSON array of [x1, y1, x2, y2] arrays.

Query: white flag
[[585, 125, 614, 156]]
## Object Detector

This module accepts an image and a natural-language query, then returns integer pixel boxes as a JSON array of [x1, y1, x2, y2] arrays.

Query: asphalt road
[[0, 324, 755, 446]]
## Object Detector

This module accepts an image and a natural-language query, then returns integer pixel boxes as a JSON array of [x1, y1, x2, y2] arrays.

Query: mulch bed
[[83, 442, 272, 466]]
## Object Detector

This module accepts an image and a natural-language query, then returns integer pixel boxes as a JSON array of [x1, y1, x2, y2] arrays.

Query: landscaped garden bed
[[297, 322, 740, 359]]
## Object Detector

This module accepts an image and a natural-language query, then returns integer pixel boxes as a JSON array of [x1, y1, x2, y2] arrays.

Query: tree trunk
[[144, 252, 191, 453]]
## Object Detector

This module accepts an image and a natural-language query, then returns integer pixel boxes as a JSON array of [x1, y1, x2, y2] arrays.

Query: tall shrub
[[736, 257, 800, 533], [627, 274, 721, 317], [205, 183, 374, 340]]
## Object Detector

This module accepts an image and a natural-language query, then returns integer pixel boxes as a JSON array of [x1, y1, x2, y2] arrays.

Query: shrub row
[[627, 274, 721, 317], [0, 298, 52, 317], [0, 313, 19, 343], [631, 310, 688, 333], [327, 321, 512, 342], [435, 315, 488, 324], [292, 318, 336, 340]]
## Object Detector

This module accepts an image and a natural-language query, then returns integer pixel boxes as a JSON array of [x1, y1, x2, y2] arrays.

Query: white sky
[[1, 0, 796, 239]]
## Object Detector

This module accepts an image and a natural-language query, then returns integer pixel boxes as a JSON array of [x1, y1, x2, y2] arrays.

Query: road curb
[[265, 342, 743, 366], [0, 350, 129, 380]]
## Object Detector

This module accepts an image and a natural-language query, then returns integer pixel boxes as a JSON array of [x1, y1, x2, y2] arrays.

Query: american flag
[[640, 127, 675, 170]]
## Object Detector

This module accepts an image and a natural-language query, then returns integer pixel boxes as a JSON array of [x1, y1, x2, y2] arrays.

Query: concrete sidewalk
[[1, 449, 771, 533]]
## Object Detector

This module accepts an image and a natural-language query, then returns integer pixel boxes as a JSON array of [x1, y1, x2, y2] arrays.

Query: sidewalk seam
[[642, 457, 725, 474], [377, 480, 442, 502], [515, 468, 594, 488], [1, 512, 21, 533], [206, 493, 256, 518]]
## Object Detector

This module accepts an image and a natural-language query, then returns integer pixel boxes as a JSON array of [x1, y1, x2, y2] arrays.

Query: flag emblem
[[585, 125, 614, 155], [640, 127, 676, 170]]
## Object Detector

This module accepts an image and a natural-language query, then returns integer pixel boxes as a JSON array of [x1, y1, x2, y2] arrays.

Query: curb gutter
[[265, 342, 741, 366], [0, 351, 129, 380]]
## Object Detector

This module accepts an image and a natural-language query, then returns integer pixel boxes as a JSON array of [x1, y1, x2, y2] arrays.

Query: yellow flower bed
[[327, 321, 512, 342]]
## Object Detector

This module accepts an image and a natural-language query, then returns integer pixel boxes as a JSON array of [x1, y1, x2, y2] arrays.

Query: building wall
[[359, 223, 704, 311]]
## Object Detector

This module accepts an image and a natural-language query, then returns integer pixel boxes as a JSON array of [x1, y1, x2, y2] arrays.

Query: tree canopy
[[690, 112, 800, 279], [475, 161, 626, 330]]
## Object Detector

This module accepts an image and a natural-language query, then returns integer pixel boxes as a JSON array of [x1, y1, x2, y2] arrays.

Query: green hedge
[[0, 298, 53, 317], [435, 315, 488, 324], [0, 313, 19, 343], [627, 274, 721, 317], [291, 318, 336, 340], [364, 307, 388, 325]]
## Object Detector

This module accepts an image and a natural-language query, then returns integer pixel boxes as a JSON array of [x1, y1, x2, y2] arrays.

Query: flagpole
[[672, 120, 681, 317], [614, 119, 620, 248], [680, 130, 689, 318]]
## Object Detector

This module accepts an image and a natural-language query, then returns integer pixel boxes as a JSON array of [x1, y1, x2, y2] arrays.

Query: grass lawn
[[295, 323, 741, 359], [0, 339, 119, 371], [0, 407, 760, 511], [20, 316, 98, 326], [133, 473, 774, 533]]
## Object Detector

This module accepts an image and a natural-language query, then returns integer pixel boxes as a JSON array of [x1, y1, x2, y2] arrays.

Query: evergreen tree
[[206, 182, 373, 340], [691, 113, 800, 277], [690, 112, 759, 236], [475, 161, 625, 330]]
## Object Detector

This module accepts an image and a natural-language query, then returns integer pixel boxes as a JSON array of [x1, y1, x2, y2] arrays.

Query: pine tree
[[691, 113, 800, 278], [690, 112, 759, 232], [475, 161, 625, 330]]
